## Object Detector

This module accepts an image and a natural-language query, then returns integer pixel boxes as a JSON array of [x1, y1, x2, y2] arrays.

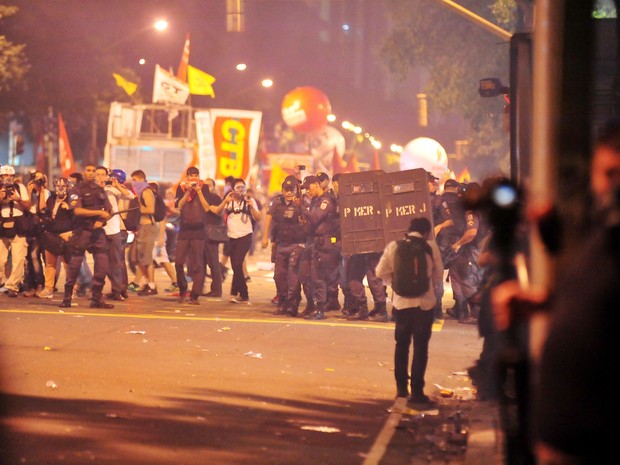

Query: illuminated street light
[[154, 19, 168, 31], [261, 78, 274, 88], [108, 18, 169, 49], [236, 63, 247, 71]]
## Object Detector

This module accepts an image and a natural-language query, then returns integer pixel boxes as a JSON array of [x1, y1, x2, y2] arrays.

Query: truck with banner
[[103, 101, 262, 184]]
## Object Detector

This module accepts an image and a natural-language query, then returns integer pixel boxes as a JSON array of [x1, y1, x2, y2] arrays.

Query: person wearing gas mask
[[212, 178, 262, 304], [262, 175, 306, 316], [95, 166, 135, 302], [0, 165, 31, 297], [37, 177, 74, 299]]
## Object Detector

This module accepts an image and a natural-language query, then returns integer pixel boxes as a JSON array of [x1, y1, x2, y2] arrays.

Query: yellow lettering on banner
[[343, 207, 351, 218], [219, 157, 242, 178], [219, 119, 246, 178]]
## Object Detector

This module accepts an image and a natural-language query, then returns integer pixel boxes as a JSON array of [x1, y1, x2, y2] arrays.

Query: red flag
[[35, 134, 45, 172], [345, 152, 360, 173], [176, 34, 190, 82], [58, 113, 76, 178], [332, 146, 346, 174], [371, 149, 381, 171]]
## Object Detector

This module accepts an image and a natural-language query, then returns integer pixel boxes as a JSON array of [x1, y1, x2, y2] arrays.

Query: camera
[[190, 181, 198, 188], [1, 184, 15, 197], [297, 165, 306, 171], [105, 176, 114, 186]]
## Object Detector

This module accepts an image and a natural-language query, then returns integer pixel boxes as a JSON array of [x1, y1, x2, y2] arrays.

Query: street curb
[[465, 401, 503, 464]]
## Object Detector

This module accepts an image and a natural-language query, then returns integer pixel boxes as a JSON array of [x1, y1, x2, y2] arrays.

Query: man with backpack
[[130, 170, 160, 296], [375, 217, 443, 404]]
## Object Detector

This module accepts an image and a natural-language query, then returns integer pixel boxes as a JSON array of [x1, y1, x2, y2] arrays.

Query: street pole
[[432, 0, 512, 41]]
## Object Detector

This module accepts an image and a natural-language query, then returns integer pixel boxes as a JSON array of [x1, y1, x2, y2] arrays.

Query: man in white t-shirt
[[96, 166, 135, 301]]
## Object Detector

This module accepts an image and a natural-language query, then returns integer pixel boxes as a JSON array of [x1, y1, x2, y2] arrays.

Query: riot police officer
[[437, 179, 483, 322], [300, 175, 340, 320], [262, 176, 307, 316], [60, 164, 113, 309]]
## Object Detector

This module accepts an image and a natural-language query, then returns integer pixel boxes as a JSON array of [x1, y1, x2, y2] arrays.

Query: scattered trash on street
[[45, 380, 57, 389], [301, 425, 340, 433], [125, 330, 146, 335], [244, 351, 263, 358]]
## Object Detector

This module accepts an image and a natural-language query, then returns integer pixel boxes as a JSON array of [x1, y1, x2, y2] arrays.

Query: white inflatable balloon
[[307, 125, 346, 175], [400, 137, 449, 179]]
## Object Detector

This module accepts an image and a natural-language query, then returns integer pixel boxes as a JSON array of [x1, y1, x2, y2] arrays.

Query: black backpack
[[122, 197, 142, 231], [140, 189, 166, 223], [392, 236, 433, 297]]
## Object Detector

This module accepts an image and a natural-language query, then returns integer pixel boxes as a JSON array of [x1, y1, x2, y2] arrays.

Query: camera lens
[[492, 184, 518, 208]]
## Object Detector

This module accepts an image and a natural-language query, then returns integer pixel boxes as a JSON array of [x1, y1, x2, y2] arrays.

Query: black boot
[[304, 304, 325, 320], [457, 302, 470, 323], [273, 297, 288, 315], [369, 302, 389, 322], [286, 299, 299, 317], [325, 294, 341, 311], [300, 299, 315, 318]]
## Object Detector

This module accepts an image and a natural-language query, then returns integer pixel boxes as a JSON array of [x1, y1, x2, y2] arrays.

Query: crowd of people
[[0, 162, 490, 321]]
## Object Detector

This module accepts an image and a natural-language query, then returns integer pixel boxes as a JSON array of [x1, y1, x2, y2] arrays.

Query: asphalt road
[[0, 249, 485, 465]]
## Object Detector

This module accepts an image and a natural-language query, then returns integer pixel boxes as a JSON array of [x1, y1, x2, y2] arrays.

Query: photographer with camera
[[22, 170, 48, 297], [212, 178, 262, 304], [0, 165, 31, 297], [173, 167, 212, 304]]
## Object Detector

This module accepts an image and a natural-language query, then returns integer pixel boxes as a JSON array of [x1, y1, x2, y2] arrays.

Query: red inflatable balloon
[[281, 86, 331, 134]]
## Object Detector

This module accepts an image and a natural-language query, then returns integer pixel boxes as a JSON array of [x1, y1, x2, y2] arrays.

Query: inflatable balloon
[[281, 86, 331, 134], [400, 137, 449, 179], [307, 125, 346, 175]]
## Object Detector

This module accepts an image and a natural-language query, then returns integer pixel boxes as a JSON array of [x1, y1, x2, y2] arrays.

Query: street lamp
[[108, 18, 169, 49]]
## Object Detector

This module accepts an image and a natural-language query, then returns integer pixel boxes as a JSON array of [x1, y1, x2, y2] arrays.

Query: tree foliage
[[0, 5, 30, 94], [381, 0, 517, 178]]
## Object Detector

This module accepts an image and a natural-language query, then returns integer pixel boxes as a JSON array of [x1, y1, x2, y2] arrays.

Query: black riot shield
[[339, 168, 433, 255]]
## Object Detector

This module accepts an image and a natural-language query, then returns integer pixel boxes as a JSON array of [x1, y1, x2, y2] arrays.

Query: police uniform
[[447, 208, 483, 321], [269, 181, 307, 316], [346, 252, 388, 320], [61, 180, 113, 308], [304, 189, 340, 320]]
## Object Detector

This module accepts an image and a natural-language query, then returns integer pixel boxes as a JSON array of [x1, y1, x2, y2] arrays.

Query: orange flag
[[58, 113, 76, 178], [176, 34, 190, 82], [345, 152, 360, 173], [332, 147, 346, 174], [371, 149, 381, 170]]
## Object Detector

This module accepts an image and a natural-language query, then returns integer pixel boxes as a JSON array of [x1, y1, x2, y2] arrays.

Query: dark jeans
[[175, 238, 205, 299], [204, 239, 222, 295], [274, 243, 303, 304], [64, 229, 108, 301], [106, 232, 123, 294], [394, 306, 434, 394], [229, 233, 252, 299]]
